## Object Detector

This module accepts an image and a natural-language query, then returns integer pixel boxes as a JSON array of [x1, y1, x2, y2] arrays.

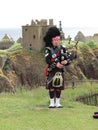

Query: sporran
[[52, 72, 63, 87]]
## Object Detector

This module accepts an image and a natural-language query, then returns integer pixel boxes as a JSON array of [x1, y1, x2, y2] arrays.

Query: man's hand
[[61, 60, 68, 65], [56, 62, 64, 68]]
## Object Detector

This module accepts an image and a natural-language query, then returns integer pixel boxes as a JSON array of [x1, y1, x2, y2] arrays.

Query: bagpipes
[[49, 37, 78, 68], [44, 37, 78, 76], [59, 37, 78, 65]]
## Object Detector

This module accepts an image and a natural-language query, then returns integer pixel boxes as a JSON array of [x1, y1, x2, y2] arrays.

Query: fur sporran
[[52, 72, 63, 87]]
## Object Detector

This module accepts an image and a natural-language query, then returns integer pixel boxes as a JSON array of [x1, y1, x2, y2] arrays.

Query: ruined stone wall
[[22, 25, 46, 51], [75, 31, 98, 43], [0, 41, 14, 49], [22, 19, 54, 51], [85, 34, 98, 43]]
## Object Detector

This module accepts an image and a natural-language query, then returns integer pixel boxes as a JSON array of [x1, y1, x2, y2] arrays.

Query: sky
[[0, 0, 98, 28]]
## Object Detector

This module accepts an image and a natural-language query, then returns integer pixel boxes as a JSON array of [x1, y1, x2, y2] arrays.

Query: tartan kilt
[[45, 71, 64, 90]]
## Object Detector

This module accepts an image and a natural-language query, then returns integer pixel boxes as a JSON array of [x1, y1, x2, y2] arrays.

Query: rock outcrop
[[0, 46, 98, 93]]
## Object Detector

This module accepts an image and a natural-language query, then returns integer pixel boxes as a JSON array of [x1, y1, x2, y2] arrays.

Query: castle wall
[[22, 26, 42, 51], [22, 19, 54, 51]]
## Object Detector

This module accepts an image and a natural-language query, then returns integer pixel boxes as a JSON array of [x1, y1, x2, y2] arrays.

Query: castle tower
[[22, 19, 55, 51]]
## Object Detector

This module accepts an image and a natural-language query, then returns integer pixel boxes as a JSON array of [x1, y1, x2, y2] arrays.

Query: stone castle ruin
[[0, 34, 14, 50], [22, 19, 56, 51], [74, 31, 98, 43], [22, 19, 98, 51]]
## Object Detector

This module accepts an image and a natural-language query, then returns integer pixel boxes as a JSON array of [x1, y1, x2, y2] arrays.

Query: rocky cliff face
[[0, 47, 98, 93]]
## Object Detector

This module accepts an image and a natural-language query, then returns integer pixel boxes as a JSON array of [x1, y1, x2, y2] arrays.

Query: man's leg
[[49, 88, 55, 108], [55, 89, 63, 108]]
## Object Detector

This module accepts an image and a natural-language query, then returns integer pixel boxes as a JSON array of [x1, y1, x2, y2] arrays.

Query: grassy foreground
[[0, 84, 98, 130]]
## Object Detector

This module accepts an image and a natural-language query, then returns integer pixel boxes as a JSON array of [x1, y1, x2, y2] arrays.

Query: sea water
[[0, 27, 98, 41], [0, 28, 22, 41]]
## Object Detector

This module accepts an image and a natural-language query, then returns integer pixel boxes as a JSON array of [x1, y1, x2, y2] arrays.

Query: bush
[[87, 41, 96, 48]]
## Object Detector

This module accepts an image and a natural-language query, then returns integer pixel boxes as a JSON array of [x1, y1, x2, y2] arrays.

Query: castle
[[22, 19, 55, 51]]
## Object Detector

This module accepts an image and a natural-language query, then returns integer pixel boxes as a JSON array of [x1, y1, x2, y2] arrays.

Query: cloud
[[0, 0, 98, 28]]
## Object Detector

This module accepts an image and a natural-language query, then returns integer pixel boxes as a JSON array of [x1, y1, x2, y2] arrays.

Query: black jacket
[[45, 45, 72, 73]]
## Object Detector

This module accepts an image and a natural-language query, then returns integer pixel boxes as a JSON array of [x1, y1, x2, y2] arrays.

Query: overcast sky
[[0, 0, 98, 28]]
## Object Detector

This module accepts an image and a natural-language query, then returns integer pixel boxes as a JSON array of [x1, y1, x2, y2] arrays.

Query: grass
[[0, 83, 98, 130]]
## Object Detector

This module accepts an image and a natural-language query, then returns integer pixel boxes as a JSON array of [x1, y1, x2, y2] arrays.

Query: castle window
[[25, 28, 28, 31], [33, 35, 36, 39], [29, 44, 32, 50]]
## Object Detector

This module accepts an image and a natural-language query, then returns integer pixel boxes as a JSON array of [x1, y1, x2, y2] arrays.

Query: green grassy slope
[[0, 84, 98, 130]]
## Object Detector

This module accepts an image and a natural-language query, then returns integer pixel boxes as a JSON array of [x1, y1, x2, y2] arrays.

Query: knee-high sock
[[49, 90, 55, 98], [56, 90, 61, 98]]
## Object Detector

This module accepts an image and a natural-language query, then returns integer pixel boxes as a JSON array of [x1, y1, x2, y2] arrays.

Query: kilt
[[46, 71, 64, 90]]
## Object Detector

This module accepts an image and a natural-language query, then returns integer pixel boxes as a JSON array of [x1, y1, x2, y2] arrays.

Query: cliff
[[0, 45, 98, 93]]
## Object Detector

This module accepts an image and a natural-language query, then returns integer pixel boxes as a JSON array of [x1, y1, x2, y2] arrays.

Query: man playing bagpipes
[[44, 26, 76, 108]]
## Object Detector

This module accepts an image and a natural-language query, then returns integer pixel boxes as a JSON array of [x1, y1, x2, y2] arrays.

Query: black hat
[[44, 26, 60, 47]]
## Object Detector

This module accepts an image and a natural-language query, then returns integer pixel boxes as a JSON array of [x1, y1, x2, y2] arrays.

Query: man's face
[[52, 36, 60, 47]]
